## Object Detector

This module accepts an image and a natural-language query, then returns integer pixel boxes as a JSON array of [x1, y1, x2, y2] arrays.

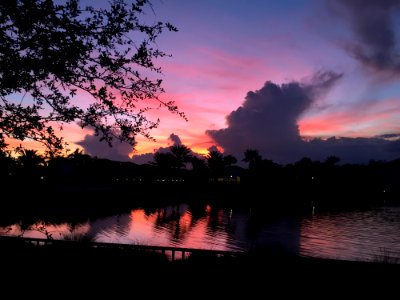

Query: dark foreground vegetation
[[2, 236, 399, 296]]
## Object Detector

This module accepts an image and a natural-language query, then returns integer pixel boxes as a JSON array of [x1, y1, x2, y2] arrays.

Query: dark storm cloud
[[207, 73, 400, 164], [333, 0, 400, 73], [131, 152, 154, 165], [305, 137, 400, 164], [207, 71, 343, 162], [78, 132, 187, 164], [168, 133, 182, 146], [78, 133, 133, 162]]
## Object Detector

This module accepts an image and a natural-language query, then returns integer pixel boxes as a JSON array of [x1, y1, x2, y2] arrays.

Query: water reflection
[[0, 222, 90, 240], [1, 204, 400, 262], [117, 204, 248, 251], [300, 206, 400, 262]]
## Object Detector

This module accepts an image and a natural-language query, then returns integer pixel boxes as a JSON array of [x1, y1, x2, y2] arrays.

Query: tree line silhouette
[[1, 145, 399, 209]]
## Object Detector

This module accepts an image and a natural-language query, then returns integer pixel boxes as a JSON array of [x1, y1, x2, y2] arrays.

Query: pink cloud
[[299, 97, 400, 138], [162, 45, 282, 85]]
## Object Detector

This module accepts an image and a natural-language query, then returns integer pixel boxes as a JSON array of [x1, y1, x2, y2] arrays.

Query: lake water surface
[[2, 204, 400, 262]]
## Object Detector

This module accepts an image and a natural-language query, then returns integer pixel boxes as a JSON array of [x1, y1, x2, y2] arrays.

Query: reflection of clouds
[[122, 204, 246, 250], [0, 205, 299, 254], [0, 222, 91, 240]]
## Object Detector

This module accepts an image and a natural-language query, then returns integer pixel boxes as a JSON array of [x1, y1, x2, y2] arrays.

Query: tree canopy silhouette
[[243, 149, 262, 169], [0, 0, 184, 152], [169, 145, 192, 169], [150, 144, 192, 169]]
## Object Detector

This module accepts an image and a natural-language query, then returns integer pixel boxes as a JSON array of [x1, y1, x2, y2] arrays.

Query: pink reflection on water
[[92, 204, 231, 251], [0, 222, 90, 240], [299, 208, 400, 262]]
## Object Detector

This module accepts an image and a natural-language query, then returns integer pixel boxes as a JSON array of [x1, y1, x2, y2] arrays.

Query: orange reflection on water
[[124, 204, 229, 251]]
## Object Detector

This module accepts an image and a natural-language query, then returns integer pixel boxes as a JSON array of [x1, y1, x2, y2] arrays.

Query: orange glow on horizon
[[190, 147, 209, 156]]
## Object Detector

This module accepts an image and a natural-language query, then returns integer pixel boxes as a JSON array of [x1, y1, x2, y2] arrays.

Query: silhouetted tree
[[189, 156, 208, 178], [223, 154, 237, 166], [17, 149, 45, 169], [206, 150, 225, 176], [0, 148, 15, 178], [0, 0, 182, 152], [206, 151, 237, 177], [67, 148, 92, 173], [243, 149, 262, 169], [169, 145, 192, 169], [16, 148, 46, 181], [325, 156, 340, 166], [189, 156, 207, 170], [68, 148, 90, 161], [151, 152, 175, 169], [295, 157, 313, 169]]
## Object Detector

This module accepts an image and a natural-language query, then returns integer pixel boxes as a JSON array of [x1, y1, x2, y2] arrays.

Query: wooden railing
[[0, 235, 245, 261]]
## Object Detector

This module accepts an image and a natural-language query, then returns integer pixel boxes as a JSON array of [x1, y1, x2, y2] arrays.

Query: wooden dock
[[0, 235, 245, 261]]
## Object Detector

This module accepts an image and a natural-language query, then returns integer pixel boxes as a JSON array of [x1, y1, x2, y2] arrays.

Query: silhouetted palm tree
[[17, 149, 45, 168], [16, 149, 46, 180], [189, 156, 207, 171], [207, 150, 225, 176], [223, 154, 237, 166], [169, 145, 192, 169], [67, 148, 87, 160], [151, 152, 175, 169], [67, 148, 92, 168], [243, 149, 262, 169]]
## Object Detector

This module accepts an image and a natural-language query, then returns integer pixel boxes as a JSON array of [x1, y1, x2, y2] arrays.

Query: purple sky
[[15, 0, 400, 164]]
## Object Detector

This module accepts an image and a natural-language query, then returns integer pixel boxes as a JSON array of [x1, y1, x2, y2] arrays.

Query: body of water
[[2, 203, 400, 262]]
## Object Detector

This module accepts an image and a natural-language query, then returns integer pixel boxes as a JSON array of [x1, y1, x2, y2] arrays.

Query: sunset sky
[[12, 0, 400, 164]]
